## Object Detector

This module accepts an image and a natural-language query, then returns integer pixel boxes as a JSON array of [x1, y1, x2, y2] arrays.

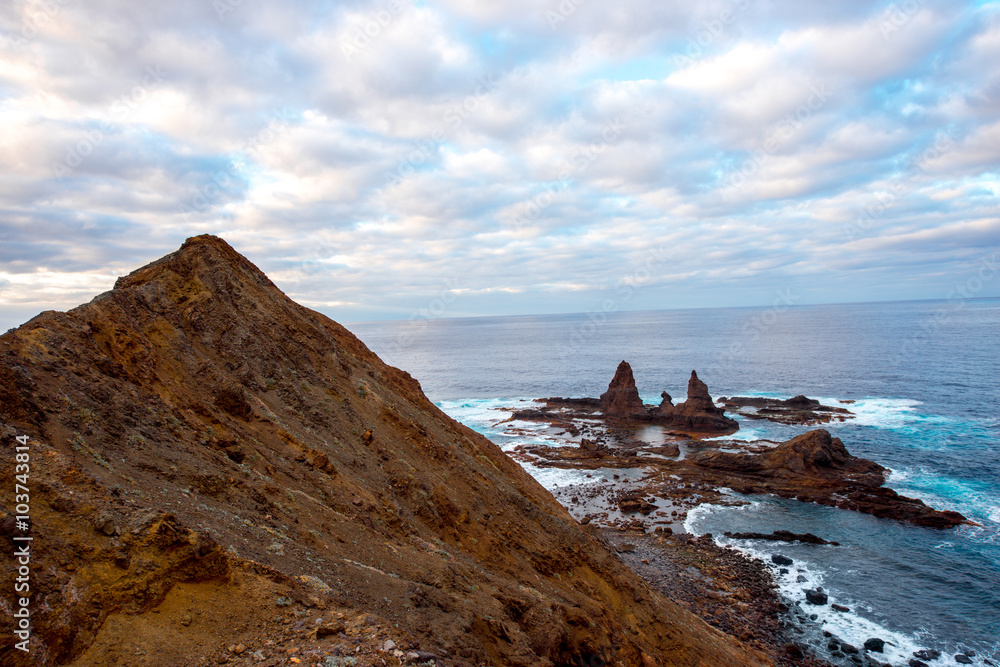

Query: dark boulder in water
[[913, 649, 941, 660], [804, 588, 828, 605], [771, 554, 794, 566], [725, 529, 839, 545], [864, 637, 885, 652]]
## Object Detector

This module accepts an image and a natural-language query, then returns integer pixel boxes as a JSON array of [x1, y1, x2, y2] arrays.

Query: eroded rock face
[[0, 236, 769, 667], [689, 429, 882, 482], [599, 360, 646, 417], [689, 430, 968, 528], [660, 371, 739, 434]]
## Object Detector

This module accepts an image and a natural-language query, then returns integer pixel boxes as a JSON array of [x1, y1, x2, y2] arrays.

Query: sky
[[0, 0, 998, 330]]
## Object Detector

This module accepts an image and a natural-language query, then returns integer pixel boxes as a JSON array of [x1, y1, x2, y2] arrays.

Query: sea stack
[[660, 370, 739, 434], [600, 361, 646, 417]]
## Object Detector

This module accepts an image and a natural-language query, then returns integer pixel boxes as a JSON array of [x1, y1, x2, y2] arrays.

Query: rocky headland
[[0, 236, 774, 667]]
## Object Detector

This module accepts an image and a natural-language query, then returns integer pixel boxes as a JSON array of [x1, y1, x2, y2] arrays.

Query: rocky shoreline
[[598, 527, 833, 667], [719, 395, 856, 426], [508, 361, 968, 530], [497, 361, 977, 665]]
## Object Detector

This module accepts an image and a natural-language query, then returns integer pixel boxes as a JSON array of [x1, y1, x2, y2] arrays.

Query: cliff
[[0, 236, 770, 667]]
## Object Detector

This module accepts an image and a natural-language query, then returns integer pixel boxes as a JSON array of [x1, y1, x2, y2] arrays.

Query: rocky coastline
[[0, 238, 984, 667], [501, 361, 975, 666], [508, 361, 968, 530]]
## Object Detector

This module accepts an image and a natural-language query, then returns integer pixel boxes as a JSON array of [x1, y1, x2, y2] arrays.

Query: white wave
[[883, 465, 1000, 533], [520, 463, 647, 491], [818, 396, 926, 429], [682, 503, 715, 535], [704, 422, 766, 442], [682, 499, 764, 534], [686, 502, 985, 666], [718, 537, 970, 666], [990, 507, 1000, 525], [437, 397, 522, 425], [886, 468, 912, 484]]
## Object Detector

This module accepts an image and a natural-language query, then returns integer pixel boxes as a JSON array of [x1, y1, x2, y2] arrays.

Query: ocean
[[350, 298, 1000, 665]]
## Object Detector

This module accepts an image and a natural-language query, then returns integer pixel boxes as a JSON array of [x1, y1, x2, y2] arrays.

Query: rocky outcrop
[[660, 371, 739, 434], [723, 531, 840, 546], [721, 395, 854, 425], [513, 367, 738, 436], [689, 429, 884, 483], [599, 360, 645, 417], [0, 236, 770, 667], [690, 430, 969, 528], [516, 423, 968, 530]]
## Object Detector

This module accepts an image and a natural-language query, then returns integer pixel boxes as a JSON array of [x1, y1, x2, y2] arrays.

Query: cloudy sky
[[1, 0, 998, 330]]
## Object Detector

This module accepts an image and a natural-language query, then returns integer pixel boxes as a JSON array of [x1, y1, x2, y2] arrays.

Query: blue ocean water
[[350, 299, 1000, 664]]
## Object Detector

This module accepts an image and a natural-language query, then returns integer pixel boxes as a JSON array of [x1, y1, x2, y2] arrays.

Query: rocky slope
[[0, 236, 771, 667]]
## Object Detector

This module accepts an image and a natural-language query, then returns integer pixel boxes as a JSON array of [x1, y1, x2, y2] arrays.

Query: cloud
[[0, 0, 998, 331]]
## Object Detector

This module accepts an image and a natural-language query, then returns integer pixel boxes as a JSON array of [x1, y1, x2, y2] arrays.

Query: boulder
[[785, 395, 820, 407], [864, 638, 885, 652], [804, 588, 828, 605], [690, 429, 883, 481], [618, 496, 657, 514], [913, 649, 941, 660], [725, 530, 839, 546]]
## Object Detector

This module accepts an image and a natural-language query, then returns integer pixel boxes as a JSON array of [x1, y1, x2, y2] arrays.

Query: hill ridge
[[0, 236, 771, 667]]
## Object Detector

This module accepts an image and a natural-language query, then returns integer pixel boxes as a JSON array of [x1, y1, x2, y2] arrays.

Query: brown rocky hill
[[0, 236, 771, 667]]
